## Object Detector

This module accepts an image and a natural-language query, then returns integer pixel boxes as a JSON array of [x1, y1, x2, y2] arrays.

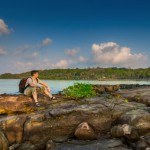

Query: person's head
[[31, 70, 39, 78]]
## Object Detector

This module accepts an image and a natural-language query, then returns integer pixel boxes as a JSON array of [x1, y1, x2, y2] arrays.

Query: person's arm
[[38, 79, 51, 92], [38, 79, 49, 88]]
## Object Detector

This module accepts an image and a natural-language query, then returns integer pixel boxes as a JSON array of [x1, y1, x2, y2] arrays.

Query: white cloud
[[0, 19, 11, 35], [0, 47, 7, 55], [65, 48, 79, 56], [1, 41, 148, 74], [78, 56, 88, 62], [36, 59, 69, 69], [92, 42, 148, 68], [42, 38, 52, 46], [53, 59, 69, 68]]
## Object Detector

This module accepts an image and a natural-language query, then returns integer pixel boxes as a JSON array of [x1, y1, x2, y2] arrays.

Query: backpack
[[19, 77, 39, 93], [19, 77, 31, 93]]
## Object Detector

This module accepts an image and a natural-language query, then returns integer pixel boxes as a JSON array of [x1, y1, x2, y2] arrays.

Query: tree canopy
[[0, 68, 150, 80]]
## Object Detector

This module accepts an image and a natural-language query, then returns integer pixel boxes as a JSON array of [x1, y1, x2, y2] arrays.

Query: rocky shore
[[0, 84, 150, 150]]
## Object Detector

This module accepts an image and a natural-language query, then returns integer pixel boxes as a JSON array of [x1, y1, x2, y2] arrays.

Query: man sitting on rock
[[24, 70, 55, 107]]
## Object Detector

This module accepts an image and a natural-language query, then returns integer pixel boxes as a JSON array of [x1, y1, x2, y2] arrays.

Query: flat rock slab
[[116, 87, 150, 106], [0, 94, 65, 115], [0, 94, 35, 114], [54, 139, 131, 150]]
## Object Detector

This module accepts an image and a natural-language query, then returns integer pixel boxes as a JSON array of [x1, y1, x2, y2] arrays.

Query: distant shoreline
[[0, 68, 150, 80]]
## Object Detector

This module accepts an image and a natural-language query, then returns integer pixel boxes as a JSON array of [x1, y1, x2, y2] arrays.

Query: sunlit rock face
[[0, 85, 149, 149]]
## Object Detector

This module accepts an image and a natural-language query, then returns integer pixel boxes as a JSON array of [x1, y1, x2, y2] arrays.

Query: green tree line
[[0, 67, 150, 80]]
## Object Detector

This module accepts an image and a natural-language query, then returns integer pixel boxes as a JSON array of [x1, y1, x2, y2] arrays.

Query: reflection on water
[[0, 79, 150, 94]]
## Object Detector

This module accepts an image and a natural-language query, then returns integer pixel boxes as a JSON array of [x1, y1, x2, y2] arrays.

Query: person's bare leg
[[31, 87, 38, 103], [44, 88, 53, 98]]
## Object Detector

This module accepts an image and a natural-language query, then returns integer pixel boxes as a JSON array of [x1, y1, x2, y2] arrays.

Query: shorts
[[24, 87, 36, 96]]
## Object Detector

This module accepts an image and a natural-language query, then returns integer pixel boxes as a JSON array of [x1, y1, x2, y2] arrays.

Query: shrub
[[63, 83, 96, 99]]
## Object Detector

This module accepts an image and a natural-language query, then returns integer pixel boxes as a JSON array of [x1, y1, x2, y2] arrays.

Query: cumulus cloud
[[0, 19, 11, 35], [92, 42, 148, 68], [53, 59, 69, 68], [65, 48, 79, 56], [38, 59, 69, 69], [34, 59, 69, 69], [78, 56, 88, 62], [42, 38, 52, 46], [0, 47, 7, 55], [1, 41, 148, 74]]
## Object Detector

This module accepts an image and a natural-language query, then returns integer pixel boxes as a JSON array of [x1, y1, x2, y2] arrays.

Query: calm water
[[0, 79, 150, 94]]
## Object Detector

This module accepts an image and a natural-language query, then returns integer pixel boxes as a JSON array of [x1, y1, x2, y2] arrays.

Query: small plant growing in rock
[[63, 83, 96, 99]]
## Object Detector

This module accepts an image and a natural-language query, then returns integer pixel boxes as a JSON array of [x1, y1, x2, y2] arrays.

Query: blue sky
[[0, 0, 150, 73]]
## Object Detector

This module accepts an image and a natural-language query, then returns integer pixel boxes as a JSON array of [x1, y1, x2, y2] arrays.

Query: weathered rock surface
[[53, 138, 131, 150], [93, 84, 120, 94], [111, 124, 139, 141], [117, 109, 150, 135], [0, 130, 9, 150], [15, 142, 37, 150], [135, 139, 149, 150], [9, 144, 20, 150], [119, 84, 150, 89], [46, 140, 56, 150], [0, 115, 27, 145], [74, 122, 97, 140], [0, 94, 34, 114], [0, 86, 149, 150], [116, 87, 150, 106]]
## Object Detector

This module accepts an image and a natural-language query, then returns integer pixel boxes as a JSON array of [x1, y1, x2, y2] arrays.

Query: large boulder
[[111, 124, 139, 141], [117, 109, 150, 135], [74, 122, 97, 140]]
